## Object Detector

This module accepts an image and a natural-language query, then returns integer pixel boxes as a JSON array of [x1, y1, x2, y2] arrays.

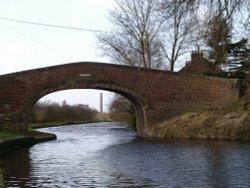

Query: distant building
[[180, 48, 210, 75]]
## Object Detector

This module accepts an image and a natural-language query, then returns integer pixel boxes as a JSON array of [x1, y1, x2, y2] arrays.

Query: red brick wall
[[0, 62, 239, 135]]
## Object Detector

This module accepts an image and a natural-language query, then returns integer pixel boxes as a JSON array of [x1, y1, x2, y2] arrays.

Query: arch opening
[[29, 86, 148, 135]]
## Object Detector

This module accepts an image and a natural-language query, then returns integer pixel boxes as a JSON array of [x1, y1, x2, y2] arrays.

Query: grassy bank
[[0, 129, 57, 142], [148, 99, 250, 141], [0, 131, 24, 140], [0, 130, 56, 156]]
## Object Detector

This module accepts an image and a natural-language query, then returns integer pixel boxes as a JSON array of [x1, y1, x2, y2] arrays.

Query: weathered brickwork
[[0, 62, 239, 135]]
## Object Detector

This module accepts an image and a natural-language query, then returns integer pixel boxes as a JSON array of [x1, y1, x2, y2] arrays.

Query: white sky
[[0, 0, 116, 112]]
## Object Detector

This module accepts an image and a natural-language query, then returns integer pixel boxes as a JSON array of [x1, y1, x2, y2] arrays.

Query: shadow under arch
[[28, 80, 150, 135]]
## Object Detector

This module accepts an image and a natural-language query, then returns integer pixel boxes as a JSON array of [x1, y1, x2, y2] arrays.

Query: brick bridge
[[0, 61, 239, 135]]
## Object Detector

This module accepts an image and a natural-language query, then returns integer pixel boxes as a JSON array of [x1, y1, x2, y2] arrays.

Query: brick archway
[[0, 62, 239, 135]]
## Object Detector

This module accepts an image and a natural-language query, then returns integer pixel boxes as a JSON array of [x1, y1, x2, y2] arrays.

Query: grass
[[0, 129, 47, 140], [0, 131, 24, 140]]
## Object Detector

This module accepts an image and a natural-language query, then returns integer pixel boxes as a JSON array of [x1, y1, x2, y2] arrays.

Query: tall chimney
[[100, 93, 103, 113]]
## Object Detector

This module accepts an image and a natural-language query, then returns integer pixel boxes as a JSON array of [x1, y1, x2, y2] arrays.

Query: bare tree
[[97, 0, 166, 69], [98, 0, 249, 72], [97, 0, 201, 72], [238, 1, 250, 35], [171, 0, 245, 21], [173, 0, 249, 39], [159, 1, 199, 71]]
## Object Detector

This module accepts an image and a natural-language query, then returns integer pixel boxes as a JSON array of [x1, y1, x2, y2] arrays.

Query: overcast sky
[[0, 0, 116, 112]]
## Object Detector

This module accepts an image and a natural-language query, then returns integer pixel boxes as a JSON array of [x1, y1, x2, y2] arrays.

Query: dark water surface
[[1, 122, 250, 187]]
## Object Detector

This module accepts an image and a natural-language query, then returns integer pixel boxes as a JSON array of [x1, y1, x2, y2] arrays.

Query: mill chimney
[[100, 93, 103, 113]]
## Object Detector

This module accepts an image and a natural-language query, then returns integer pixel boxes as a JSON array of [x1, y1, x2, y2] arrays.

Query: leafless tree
[[97, 0, 166, 69], [159, 1, 199, 71], [97, 0, 202, 71], [173, 0, 249, 39]]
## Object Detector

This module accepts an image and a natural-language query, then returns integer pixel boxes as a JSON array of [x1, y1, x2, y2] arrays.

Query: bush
[[32, 101, 98, 123]]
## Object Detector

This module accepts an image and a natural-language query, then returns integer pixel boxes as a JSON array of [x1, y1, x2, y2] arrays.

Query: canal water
[[1, 122, 250, 187]]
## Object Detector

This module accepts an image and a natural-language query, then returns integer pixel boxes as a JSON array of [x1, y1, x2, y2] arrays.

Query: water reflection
[[1, 123, 250, 187], [0, 161, 4, 188], [2, 148, 31, 188]]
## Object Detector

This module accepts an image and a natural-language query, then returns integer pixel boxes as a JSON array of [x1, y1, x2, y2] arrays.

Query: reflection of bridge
[[0, 62, 239, 135]]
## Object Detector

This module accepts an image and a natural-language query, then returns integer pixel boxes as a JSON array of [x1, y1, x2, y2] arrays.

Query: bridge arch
[[27, 80, 149, 134]]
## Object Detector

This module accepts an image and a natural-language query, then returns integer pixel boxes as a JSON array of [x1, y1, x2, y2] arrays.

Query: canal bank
[[148, 99, 250, 140], [0, 130, 56, 157]]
